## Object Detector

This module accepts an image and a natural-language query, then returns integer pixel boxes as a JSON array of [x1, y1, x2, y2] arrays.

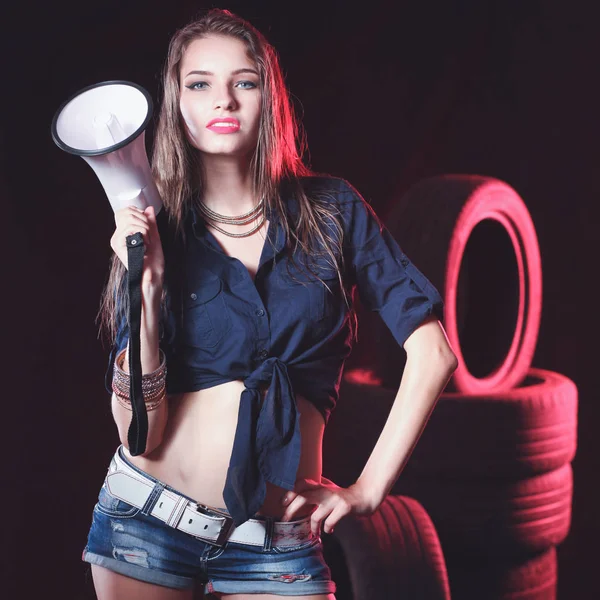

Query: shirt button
[[400, 258, 409, 267], [258, 349, 268, 359], [255, 308, 265, 317], [190, 293, 197, 300]]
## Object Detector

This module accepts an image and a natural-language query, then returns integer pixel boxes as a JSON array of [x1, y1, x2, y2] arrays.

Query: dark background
[[2, 1, 597, 597]]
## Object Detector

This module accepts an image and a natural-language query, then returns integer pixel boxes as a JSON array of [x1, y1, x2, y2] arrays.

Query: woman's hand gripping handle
[[111, 205, 165, 290]]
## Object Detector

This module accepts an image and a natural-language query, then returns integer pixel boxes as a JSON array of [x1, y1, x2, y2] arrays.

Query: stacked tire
[[340, 176, 578, 599], [322, 495, 451, 600]]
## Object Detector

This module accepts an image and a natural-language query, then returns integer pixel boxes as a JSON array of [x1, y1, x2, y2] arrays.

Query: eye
[[187, 81, 208, 90], [236, 81, 258, 89]]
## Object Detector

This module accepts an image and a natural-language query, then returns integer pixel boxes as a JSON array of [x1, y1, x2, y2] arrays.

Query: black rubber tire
[[369, 175, 542, 395], [402, 368, 578, 478], [444, 547, 557, 600], [324, 495, 451, 600], [394, 465, 572, 558], [326, 368, 577, 481]]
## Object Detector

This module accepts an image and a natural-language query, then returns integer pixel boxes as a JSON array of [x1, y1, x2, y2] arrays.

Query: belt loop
[[263, 516, 274, 552], [141, 482, 164, 516]]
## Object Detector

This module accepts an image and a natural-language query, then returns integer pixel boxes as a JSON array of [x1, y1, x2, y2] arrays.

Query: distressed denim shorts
[[82, 446, 336, 596]]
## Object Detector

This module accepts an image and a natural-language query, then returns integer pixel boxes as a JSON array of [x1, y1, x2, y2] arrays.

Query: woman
[[82, 8, 458, 599]]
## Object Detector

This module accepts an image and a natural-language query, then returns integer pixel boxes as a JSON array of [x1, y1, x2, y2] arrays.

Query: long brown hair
[[98, 8, 353, 344]]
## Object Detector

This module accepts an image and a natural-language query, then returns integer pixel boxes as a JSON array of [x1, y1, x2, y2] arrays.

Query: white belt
[[103, 447, 314, 548]]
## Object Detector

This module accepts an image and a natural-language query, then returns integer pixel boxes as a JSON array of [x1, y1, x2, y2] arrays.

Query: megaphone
[[51, 80, 163, 457], [51, 80, 162, 215]]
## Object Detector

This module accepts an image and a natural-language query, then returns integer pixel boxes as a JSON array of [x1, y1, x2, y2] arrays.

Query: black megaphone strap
[[125, 232, 148, 455]]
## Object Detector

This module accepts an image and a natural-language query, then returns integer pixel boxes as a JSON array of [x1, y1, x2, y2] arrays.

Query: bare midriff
[[123, 379, 325, 521]]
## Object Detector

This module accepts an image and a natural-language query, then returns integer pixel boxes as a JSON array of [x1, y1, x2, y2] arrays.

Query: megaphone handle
[[125, 232, 149, 455]]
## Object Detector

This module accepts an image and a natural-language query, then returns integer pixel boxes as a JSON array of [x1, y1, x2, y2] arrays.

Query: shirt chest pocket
[[276, 266, 341, 333], [180, 275, 232, 349]]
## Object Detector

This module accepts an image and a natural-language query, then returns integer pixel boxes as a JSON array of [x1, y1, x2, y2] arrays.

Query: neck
[[200, 153, 258, 215]]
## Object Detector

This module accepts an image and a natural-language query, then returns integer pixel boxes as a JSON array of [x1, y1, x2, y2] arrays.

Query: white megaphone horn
[[51, 80, 162, 215], [51, 80, 163, 456]]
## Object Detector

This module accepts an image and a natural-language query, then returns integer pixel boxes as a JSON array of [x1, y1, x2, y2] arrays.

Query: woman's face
[[179, 35, 262, 159]]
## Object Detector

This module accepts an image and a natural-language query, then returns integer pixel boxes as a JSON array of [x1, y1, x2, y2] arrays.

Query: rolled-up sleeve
[[338, 179, 444, 348]]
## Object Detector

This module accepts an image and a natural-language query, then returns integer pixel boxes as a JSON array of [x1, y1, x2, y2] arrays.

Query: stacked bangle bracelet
[[112, 349, 167, 411]]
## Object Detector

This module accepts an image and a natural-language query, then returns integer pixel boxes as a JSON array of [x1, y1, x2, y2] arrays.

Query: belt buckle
[[215, 514, 235, 546], [196, 504, 234, 547]]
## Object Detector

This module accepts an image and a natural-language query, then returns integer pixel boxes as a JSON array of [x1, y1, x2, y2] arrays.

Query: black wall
[[3, 1, 597, 597]]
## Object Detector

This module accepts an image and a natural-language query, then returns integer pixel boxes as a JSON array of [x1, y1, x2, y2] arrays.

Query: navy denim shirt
[[106, 176, 444, 525]]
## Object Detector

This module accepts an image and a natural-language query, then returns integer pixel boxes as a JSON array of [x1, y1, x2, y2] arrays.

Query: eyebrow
[[184, 68, 259, 77]]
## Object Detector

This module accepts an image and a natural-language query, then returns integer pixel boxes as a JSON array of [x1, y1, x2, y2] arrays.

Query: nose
[[214, 85, 237, 111]]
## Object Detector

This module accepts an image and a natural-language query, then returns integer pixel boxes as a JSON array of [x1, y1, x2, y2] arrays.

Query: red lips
[[206, 117, 240, 132]]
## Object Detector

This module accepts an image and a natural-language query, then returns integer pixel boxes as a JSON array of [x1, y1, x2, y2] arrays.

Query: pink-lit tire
[[327, 369, 577, 480], [445, 547, 557, 600], [402, 368, 578, 478], [394, 464, 573, 557], [324, 495, 451, 600], [383, 175, 542, 394]]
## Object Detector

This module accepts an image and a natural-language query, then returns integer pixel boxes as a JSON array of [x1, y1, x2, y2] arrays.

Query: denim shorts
[[82, 446, 336, 596]]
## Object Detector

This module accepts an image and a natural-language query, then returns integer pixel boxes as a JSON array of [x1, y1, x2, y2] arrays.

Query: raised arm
[[109, 205, 168, 456]]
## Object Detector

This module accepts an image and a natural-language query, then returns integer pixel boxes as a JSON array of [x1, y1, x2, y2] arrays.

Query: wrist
[[351, 478, 384, 512]]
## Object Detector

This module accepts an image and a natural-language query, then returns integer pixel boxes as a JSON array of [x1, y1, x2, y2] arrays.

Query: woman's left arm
[[281, 178, 458, 534], [351, 316, 457, 508], [281, 316, 457, 535]]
